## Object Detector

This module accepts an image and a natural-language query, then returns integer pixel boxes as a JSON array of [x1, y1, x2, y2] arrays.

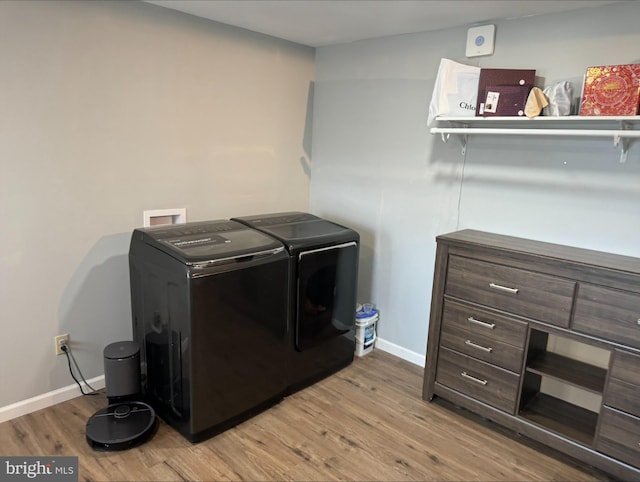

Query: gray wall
[[311, 2, 640, 362], [0, 1, 314, 407], [3, 0, 639, 411]]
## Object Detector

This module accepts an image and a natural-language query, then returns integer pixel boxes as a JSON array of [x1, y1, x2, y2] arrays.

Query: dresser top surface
[[437, 229, 640, 276]]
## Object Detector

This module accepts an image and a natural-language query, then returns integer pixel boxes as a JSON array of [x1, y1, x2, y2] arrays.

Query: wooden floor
[[0, 350, 611, 481]]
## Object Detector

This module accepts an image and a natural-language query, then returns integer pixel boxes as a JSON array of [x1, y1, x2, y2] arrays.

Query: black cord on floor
[[61, 344, 99, 396], [68, 346, 98, 392]]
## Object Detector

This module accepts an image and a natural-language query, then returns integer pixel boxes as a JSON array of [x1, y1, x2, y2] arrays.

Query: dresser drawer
[[441, 302, 526, 373], [604, 350, 640, 417], [574, 284, 640, 350], [442, 299, 528, 348], [436, 347, 520, 414], [610, 350, 640, 386], [596, 407, 640, 469], [605, 379, 640, 418], [445, 255, 576, 327]]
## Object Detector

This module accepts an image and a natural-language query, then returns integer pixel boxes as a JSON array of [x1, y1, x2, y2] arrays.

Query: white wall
[[0, 1, 314, 409], [311, 2, 640, 362]]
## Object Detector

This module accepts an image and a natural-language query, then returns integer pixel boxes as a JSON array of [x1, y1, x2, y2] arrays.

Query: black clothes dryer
[[129, 220, 290, 442], [233, 212, 359, 392]]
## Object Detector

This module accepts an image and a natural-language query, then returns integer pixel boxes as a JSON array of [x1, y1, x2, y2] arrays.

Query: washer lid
[[86, 402, 157, 451], [233, 212, 359, 252], [263, 220, 352, 242], [236, 211, 320, 226], [133, 220, 283, 263]]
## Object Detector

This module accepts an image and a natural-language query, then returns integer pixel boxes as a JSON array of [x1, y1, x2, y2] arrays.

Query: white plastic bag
[[542, 81, 573, 116], [428, 58, 480, 126]]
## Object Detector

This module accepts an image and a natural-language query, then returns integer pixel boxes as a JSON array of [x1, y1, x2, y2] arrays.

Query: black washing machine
[[233, 212, 359, 392], [129, 220, 289, 442]]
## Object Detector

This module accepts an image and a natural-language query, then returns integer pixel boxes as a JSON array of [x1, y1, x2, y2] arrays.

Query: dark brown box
[[476, 68, 536, 116], [482, 84, 532, 117]]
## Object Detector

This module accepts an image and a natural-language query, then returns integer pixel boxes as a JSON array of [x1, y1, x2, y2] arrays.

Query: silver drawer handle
[[489, 282, 519, 294], [461, 371, 488, 386], [467, 316, 496, 329], [465, 340, 493, 353]]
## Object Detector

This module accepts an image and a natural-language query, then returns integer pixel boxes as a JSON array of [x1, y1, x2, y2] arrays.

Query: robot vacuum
[[86, 341, 157, 450], [86, 401, 157, 450]]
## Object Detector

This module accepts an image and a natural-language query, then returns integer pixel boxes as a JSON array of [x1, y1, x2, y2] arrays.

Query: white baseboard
[[0, 375, 105, 424], [0, 339, 424, 424], [375, 337, 426, 367]]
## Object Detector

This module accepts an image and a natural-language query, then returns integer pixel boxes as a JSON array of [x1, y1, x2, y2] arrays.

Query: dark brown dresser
[[422, 229, 640, 480]]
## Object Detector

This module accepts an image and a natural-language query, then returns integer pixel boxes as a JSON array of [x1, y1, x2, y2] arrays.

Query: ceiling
[[145, 0, 619, 47]]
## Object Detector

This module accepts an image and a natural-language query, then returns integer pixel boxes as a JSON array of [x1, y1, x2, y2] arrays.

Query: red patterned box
[[580, 64, 640, 116]]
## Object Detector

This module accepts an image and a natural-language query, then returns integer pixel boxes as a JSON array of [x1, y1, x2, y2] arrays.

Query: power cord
[[60, 342, 99, 396]]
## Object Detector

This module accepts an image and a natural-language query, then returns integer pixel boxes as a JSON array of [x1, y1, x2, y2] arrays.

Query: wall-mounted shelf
[[430, 116, 640, 162]]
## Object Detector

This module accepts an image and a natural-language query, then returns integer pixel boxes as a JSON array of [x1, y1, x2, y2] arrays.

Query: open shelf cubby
[[518, 329, 610, 446], [526, 351, 607, 394], [519, 391, 599, 446]]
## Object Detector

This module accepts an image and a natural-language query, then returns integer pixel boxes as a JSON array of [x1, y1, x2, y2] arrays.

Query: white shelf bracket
[[460, 134, 468, 155], [613, 135, 630, 163], [615, 121, 632, 163], [439, 130, 467, 155], [439, 123, 468, 155]]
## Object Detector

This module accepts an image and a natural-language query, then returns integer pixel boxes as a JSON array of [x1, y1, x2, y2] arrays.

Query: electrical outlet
[[54, 334, 70, 356]]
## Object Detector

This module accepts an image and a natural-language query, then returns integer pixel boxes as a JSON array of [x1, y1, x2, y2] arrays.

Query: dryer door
[[296, 242, 358, 351]]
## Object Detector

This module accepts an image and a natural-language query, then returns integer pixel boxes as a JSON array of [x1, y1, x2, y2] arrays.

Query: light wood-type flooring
[[0, 350, 611, 481]]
